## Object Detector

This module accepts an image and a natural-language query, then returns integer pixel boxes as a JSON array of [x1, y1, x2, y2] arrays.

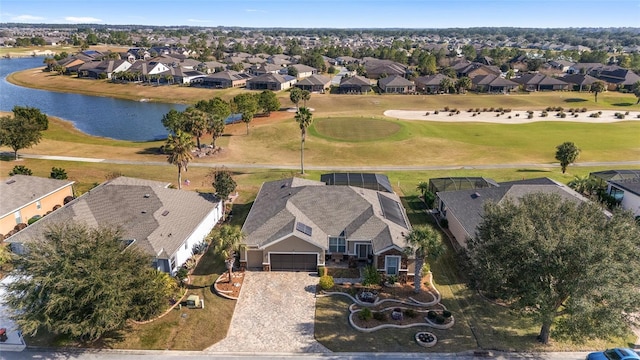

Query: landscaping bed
[[213, 271, 244, 300]]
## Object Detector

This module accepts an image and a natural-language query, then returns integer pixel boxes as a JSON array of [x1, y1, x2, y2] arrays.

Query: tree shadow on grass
[[136, 146, 163, 155], [564, 98, 588, 103], [612, 102, 635, 106]]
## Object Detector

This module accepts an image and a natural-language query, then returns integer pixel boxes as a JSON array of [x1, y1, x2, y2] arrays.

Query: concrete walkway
[[206, 271, 330, 353]]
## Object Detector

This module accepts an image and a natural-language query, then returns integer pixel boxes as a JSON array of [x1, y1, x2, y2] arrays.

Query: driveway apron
[[206, 271, 330, 353]]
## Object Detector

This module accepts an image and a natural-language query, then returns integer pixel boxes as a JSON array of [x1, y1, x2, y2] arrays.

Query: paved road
[[0, 349, 596, 360], [10, 153, 640, 171]]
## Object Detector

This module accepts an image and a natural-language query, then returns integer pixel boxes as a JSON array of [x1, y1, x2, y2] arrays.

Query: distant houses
[[49, 46, 640, 95]]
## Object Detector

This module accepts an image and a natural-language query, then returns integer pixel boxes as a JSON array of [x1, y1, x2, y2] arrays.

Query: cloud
[[187, 19, 212, 23], [245, 9, 268, 13], [11, 14, 46, 22], [65, 16, 102, 23]]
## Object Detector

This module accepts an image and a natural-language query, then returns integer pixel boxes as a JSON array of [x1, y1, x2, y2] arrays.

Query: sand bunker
[[383, 109, 640, 124]]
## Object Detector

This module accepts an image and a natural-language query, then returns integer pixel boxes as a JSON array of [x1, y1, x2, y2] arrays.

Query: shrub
[[359, 308, 372, 320], [472, 113, 476, 117], [192, 241, 208, 255], [515, 113, 520, 117], [468, 108, 473, 112], [527, 110, 534, 114], [581, 107, 587, 112], [456, 110, 460, 114], [427, 310, 437, 320], [373, 311, 387, 321], [176, 267, 189, 282], [424, 112, 430, 116], [625, 111, 629, 115], [404, 308, 417, 318], [546, 106, 553, 111], [475, 108, 480, 112], [183, 257, 197, 270], [435, 314, 446, 324], [434, 110, 439, 114], [489, 107, 495, 112], [560, 113, 567, 118], [527, 114, 534, 119], [442, 310, 452, 318], [319, 275, 334, 290], [444, 106, 449, 112], [9, 165, 32, 176], [362, 265, 382, 286], [540, 111, 548, 117], [508, 116, 512, 119]]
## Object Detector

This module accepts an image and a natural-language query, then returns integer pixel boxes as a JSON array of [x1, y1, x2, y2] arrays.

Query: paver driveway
[[206, 271, 330, 353]]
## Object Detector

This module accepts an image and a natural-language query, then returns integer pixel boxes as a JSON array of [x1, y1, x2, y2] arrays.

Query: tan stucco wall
[[246, 250, 263, 268], [0, 185, 73, 235], [264, 236, 323, 261]]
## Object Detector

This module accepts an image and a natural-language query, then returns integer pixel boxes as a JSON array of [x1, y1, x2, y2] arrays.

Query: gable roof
[[0, 176, 75, 219], [437, 178, 588, 240], [247, 72, 294, 84], [290, 64, 317, 73], [241, 178, 410, 254], [414, 73, 452, 86], [561, 73, 600, 86], [6, 177, 221, 259], [340, 75, 371, 86], [378, 75, 414, 87], [512, 73, 568, 86], [472, 74, 518, 87], [295, 74, 331, 86]]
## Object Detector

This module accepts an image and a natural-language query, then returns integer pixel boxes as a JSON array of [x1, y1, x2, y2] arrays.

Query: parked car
[[587, 348, 640, 360]]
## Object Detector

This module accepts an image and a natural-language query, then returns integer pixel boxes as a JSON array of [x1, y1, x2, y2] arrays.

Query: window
[[609, 186, 624, 201], [385, 255, 400, 276], [36, 200, 42, 210], [14, 211, 22, 224], [329, 236, 346, 253]]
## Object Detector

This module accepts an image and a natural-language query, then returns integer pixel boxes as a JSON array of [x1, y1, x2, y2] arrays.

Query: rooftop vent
[[471, 192, 481, 199], [6, 179, 16, 185], [161, 210, 170, 216], [144, 194, 150, 198]]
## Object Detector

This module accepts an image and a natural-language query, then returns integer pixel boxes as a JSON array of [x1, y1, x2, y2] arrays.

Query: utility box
[[186, 295, 201, 309]]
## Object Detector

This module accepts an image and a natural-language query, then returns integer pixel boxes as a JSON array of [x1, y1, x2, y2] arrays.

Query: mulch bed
[[214, 271, 244, 299]]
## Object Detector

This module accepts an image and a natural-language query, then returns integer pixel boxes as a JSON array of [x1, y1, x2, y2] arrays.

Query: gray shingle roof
[[437, 178, 587, 240], [378, 75, 414, 87], [6, 177, 220, 259], [0, 175, 75, 218], [295, 74, 331, 86], [241, 178, 410, 254]]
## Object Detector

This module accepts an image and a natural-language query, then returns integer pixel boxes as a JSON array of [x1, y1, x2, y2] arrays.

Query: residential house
[[197, 70, 252, 88], [6, 177, 223, 275], [250, 63, 284, 76], [78, 59, 132, 79], [471, 74, 518, 93], [246, 73, 297, 91], [294, 74, 331, 93], [414, 74, 453, 94], [334, 56, 360, 65], [365, 60, 407, 79], [561, 73, 600, 91], [567, 63, 603, 75], [548, 60, 574, 72], [378, 75, 415, 94], [162, 68, 206, 84], [451, 59, 500, 79], [0, 175, 75, 238], [338, 75, 372, 94], [512, 73, 569, 91], [197, 60, 227, 74], [596, 66, 640, 90], [126, 61, 171, 80], [286, 64, 317, 79], [435, 178, 588, 250], [240, 177, 414, 278], [590, 170, 640, 217]]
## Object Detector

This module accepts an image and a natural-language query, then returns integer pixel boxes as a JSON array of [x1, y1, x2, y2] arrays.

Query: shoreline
[[384, 109, 640, 124]]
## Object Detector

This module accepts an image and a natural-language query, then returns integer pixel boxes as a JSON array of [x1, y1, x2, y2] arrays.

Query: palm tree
[[290, 87, 302, 110], [404, 225, 445, 293], [301, 90, 311, 107], [295, 107, 313, 174], [456, 76, 471, 94], [211, 225, 245, 282], [568, 175, 598, 196], [416, 182, 429, 199], [591, 81, 606, 103], [164, 130, 194, 190], [183, 107, 208, 149], [439, 78, 453, 94]]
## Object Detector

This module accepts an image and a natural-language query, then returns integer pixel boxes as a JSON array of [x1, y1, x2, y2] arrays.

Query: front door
[[356, 244, 371, 259]]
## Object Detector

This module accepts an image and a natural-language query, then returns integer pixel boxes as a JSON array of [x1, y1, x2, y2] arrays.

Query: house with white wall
[[6, 177, 223, 275]]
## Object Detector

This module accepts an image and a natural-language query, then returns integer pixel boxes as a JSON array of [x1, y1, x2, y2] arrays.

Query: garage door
[[270, 254, 317, 271]]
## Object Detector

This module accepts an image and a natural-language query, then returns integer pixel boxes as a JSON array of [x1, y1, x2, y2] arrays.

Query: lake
[[0, 57, 187, 141]]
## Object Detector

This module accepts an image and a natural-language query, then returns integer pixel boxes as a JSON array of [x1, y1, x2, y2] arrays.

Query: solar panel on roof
[[296, 222, 312, 236], [377, 193, 408, 229]]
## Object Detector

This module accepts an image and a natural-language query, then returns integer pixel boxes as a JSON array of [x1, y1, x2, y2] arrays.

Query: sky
[[1, 0, 639, 29]]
